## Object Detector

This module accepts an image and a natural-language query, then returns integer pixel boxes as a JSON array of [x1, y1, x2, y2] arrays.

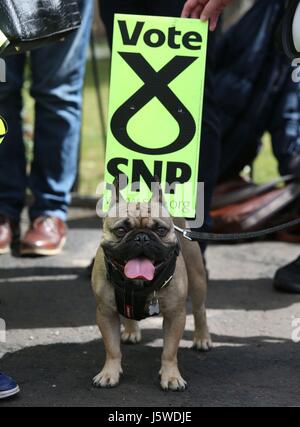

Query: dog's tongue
[[124, 258, 155, 281]]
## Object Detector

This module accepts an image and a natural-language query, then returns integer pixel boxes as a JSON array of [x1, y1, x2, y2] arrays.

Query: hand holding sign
[[0, 115, 8, 144], [182, 0, 234, 31]]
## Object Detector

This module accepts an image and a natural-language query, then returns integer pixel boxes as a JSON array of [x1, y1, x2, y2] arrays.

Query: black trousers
[[100, 0, 221, 239]]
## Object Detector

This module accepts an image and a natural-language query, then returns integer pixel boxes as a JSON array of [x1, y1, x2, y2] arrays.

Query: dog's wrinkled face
[[102, 200, 179, 281]]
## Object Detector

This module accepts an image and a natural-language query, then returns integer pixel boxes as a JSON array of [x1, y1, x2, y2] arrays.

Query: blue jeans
[[0, 0, 93, 222]]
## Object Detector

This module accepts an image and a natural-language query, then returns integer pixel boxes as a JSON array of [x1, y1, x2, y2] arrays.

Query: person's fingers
[[181, 0, 204, 18], [191, 5, 204, 19], [181, 0, 196, 18], [209, 12, 220, 31], [200, 0, 230, 22], [181, 0, 231, 31]]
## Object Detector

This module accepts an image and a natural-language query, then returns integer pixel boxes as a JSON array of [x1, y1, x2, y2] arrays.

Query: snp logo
[[291, 318, 300, 343], [0, 318, 6, 343], [292, 59, 300, 83]]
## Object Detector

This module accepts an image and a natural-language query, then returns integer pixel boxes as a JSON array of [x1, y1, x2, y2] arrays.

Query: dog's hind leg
[[121, 318, 142, 344], [179, 235, 213, 352]]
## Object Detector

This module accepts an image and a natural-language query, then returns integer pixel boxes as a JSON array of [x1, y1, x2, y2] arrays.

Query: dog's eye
[[114, 227, 127, 238], [156, 226, 169, 237]]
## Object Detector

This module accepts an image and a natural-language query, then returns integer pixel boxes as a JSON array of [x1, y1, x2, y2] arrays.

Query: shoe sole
[[0, 386, 20, 400], [20, 237, 66, 257]]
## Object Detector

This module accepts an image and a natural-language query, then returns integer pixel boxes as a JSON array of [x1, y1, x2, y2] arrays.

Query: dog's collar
[[105, 247, 180, 321]]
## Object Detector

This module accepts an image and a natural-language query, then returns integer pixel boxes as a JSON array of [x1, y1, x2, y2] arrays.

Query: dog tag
[[148, 299, 160, 317]]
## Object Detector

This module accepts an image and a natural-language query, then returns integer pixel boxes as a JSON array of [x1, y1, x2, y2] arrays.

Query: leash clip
[[174, 225, 193, 241], [183, 230, 193, 241]]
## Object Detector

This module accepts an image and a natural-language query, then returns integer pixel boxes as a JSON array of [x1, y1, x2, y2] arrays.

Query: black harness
[[105, 248, 179, 321]]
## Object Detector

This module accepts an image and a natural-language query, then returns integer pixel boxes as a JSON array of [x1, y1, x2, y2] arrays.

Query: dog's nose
[[134, 233, 150, 243]]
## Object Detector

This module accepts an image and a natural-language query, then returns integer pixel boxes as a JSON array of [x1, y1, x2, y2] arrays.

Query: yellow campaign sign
[[0, 115, 8, 144], [104, 14, 208, 217]]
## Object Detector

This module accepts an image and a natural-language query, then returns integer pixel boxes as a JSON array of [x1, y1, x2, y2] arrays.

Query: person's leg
[[269, 73, 300, 177], [0, 55, 27, 223], [196, 41, 221, 246], [28, 0, 93, 222]]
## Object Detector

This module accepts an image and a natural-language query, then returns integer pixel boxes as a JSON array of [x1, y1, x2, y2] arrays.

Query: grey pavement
[[0, 208, 299, 407]]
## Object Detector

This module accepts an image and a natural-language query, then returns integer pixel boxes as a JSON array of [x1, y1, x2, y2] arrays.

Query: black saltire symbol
[[111, 53, 198, 155]]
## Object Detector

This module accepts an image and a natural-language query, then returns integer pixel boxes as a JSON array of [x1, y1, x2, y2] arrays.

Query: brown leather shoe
[[20, 216, 67, 256], [0, 215, 20, 255]]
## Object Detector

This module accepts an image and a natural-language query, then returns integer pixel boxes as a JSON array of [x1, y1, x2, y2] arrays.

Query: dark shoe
[[274, 257, 300, 294], [0, 373, 20, 400], [0, 215, 20, 255], [20, 216, 67, 256]]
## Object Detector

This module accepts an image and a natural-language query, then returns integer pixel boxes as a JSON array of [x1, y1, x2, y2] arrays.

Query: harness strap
[[105, 249, 179, 321]]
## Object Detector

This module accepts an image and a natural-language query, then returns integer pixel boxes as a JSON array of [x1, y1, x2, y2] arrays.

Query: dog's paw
[[193, 335, 213, 352], [159, 366, 187, 392], [93, 365, 123, 389], [121, 330, 142, 345]]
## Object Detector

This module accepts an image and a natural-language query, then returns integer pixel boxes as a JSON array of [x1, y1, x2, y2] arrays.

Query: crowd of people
[[0, 0, 299, 400]]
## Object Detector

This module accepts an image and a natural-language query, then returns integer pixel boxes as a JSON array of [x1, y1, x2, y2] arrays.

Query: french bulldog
[[92, 186, 212, 391]]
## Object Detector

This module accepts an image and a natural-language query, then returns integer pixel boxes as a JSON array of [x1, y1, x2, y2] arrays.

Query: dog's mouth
[[124, 257, 156, 281], [107, 249, 179, 282]]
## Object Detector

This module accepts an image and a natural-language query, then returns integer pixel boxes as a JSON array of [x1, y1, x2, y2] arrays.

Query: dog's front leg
[[93, 306, 123, 388], [160, 307, 187, 391]]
